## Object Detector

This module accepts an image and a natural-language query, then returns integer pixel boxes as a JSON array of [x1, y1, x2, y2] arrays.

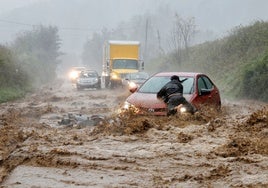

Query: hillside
[[153, 21, 268, 102]]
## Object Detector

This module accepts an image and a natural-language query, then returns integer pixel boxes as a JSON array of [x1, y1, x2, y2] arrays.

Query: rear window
[[80, 72, 98, 78]]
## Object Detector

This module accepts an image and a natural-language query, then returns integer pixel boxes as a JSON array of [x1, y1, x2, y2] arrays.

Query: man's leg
[[182, 99, 197, 114], [167, 97, 179, 116]]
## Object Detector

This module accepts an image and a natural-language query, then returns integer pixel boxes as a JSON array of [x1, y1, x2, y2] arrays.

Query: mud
[[0, 79, 267, 188]]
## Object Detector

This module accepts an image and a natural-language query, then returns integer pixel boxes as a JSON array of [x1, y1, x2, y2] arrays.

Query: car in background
[[122, 71, 150, 90], [123, 72, 221, 115], [68, 66, 86, 83], [76, 70, 101, 90]]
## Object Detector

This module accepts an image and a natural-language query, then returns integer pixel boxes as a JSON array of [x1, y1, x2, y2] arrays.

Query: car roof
[[129, 71, 149, 75], [80, 70, 99, 74], [72, 66, 86, 69], [153, 72, 204, 77], [82, 69, 97, 72]]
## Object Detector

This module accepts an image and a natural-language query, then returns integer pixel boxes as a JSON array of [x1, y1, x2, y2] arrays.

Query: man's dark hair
[[170, 75, 180, 81]]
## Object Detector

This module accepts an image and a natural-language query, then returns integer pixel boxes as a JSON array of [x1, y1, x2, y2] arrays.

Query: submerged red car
[[123, 72, 221, 115]]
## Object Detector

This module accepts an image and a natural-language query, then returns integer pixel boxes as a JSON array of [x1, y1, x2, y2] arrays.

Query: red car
[[123, 72, 221, 115]]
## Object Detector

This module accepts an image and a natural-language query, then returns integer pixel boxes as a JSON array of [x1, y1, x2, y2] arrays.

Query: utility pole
[[144, 19, 148, 62]]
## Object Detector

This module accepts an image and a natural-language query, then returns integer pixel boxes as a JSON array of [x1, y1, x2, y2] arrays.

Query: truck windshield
[[112, 59, 138, 69]]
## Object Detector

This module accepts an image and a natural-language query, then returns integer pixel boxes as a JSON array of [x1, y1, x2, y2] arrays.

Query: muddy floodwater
[[0, 79, 267, 188]]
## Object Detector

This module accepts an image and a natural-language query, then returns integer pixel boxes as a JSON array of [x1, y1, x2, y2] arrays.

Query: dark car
[[76, 70, 101, 90], [123, 72, 221, 115]]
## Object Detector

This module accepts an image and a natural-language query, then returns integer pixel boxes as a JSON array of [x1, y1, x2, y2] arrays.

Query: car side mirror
[[141, 61, 144, 70], [106, 61, 109, 68], [200, 88, 211, 95]]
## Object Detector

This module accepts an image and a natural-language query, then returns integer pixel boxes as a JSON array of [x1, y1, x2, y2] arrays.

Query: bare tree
[[169, 14, 196, 63]]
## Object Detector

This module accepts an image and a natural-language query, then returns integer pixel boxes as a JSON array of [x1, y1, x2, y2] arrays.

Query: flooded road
[[0, 79, 267, 187]]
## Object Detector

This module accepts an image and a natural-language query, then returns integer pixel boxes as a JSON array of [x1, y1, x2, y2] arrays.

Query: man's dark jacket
[[157, 79, 183, 103]]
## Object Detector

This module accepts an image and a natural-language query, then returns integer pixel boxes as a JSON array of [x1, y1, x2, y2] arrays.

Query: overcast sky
[[1, 0, 268, 53], [0, 0, 45, 14], [1, 0, 267, 30]]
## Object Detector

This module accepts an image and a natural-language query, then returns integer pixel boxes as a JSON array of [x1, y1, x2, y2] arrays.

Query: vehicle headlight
[[123, 101, 131, 110], [180, 106, 187, 113], [119, 101, 139, 114], [69, 71, 79, 79], [128, 81, 137, 89], [102, 72, 108, 76], [111, 72, 120, 80]]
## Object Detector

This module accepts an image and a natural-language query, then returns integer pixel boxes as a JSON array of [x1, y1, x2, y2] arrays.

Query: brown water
[[0, 79, 267, 187]]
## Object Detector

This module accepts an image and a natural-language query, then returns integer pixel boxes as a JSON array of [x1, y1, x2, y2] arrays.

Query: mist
[[1, 0, 268, 51], [0, 0, 268, 77]]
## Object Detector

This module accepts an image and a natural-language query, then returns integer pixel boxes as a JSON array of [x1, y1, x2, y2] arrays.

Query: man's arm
[[157, 86, 168, 102]]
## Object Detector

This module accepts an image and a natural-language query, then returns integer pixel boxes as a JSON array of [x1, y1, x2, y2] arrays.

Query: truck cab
[[102, 40, 144, 88]]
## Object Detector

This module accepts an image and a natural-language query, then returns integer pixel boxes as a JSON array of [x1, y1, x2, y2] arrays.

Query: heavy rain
[[0, 0, 267, 187]]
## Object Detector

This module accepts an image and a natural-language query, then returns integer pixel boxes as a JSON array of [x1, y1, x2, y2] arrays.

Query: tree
[[169, 14, 196, 64], [82, 29, 112, 73], [12, 25, 62, 86], [0, 45, 28, 88], [241, 53, 268, 102], [0, 45, 30, 102]]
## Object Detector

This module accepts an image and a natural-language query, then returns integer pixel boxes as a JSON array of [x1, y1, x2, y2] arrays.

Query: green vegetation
[[12, 25, 62, 86], [240, 54, 268, 102], [1, 20, 267, 103], [154, 21, 268, 102], [0, 46, 30, 103], [0, 25, 61, 103]]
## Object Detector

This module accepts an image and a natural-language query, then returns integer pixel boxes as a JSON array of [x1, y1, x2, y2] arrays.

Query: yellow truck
[[102, 40, 144, 88]]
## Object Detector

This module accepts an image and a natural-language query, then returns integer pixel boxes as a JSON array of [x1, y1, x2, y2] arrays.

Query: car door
[[195, 75, 220, 108]]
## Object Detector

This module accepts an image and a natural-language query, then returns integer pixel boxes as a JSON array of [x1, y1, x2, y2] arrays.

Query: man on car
[[157, 75, 196, 116]]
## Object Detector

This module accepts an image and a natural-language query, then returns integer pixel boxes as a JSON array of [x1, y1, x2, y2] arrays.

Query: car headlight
[[69, 71, 79, 80], [180, 106, 187, 113], [128, 81, 137, 89], [119, 101, 139, 114], [123, 101, 131, 110]]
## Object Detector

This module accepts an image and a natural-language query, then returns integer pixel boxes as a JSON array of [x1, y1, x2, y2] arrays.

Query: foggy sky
[[0, 0, 268, 53], [0, 0, 45, 14]]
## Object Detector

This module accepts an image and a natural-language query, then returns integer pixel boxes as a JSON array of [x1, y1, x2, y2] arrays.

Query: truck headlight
[[111, 73, 120, 80]]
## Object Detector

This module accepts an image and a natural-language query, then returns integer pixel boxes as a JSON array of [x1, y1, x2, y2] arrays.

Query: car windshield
[[127, 72, 149, 80], [112, 59, 138, 69], [138, 76, 194, 94]]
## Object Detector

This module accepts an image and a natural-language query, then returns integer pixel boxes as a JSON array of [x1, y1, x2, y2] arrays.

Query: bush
[[0, 87, 26, 103], [0, 45, 31, 103], [241, 53, 268, 102]]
